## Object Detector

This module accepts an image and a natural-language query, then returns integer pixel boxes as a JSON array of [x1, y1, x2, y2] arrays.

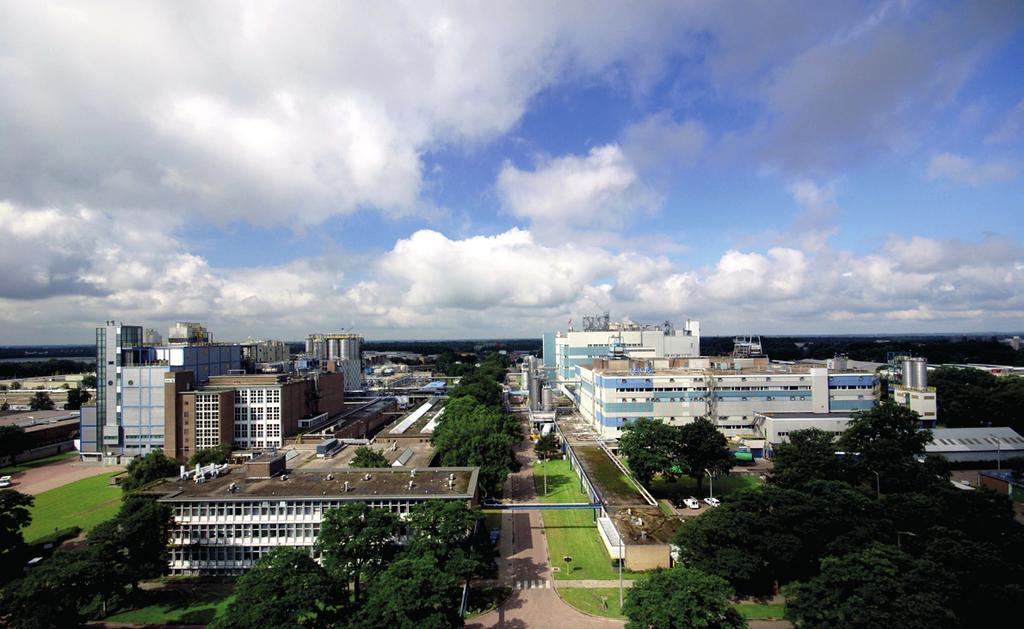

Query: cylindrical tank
[[902, 358, 928, 389], [542, 388, 554, 411], [305, 337, 314, 354], [339, 336, 361, 361], [528, 371, 540, 411]]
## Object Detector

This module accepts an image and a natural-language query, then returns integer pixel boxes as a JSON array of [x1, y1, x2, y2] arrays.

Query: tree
[[533, 432, 560, 461], [618, 418, 679, 486], [355, 548, 464, 629], [120, 449, 179, 493], [676, 417, 733, 496], [0, 547, 109, 628], [212, 547, 341, 629], [64, 387, 91, 410], [0, 425, 33, 462], [8, 382, 20, 390], [784, 544, 956, 629], [315, 501, 399, 602], [838, 402, 937, 493], [431, 396, 520, 496], [82, 374, 97, 389], [349, 445, 390, 468], [0, 402, 8, 412], [28, 392, 54, 411], [0, 491, 34, 581], [87, 496, 172, 592], [769, 428, 853, 488], [186, 443, 232, 468], [623, 565, 745, 629], [405, 501, 484, 579]]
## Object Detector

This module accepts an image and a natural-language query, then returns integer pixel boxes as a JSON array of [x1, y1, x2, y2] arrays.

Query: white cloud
[[621, 113, 707, 173], [926, 152, 1018, 186], [497, 145, 661, 239]]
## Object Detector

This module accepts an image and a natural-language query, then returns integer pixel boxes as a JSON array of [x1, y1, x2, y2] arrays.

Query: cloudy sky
[[2, 1, 1023, 343]]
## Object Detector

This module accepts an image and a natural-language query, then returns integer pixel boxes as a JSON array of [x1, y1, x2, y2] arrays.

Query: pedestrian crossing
[[514, 579, 551, 590]]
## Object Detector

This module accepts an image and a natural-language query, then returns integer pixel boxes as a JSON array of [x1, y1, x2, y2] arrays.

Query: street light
[[990, 434, 1002, 471], [897, 530, 917, 550], [618, 531, 624, 608], [871, 470, 881, 500], [704, 468, 714, 499]]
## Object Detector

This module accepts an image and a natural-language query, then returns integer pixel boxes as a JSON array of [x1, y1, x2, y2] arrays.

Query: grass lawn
[[649, 474, 761, 502], [534, 460, 644, 581], [735, 602, 786, 619], [105, 587, 235, 625], [22, 472, 122, 543], [0, 451, 77, 475], [557, 587, 624, 619]]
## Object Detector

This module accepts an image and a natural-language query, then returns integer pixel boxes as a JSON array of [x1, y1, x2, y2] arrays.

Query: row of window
[[171, 498, 436, 519], [174, 522, 321, 541]]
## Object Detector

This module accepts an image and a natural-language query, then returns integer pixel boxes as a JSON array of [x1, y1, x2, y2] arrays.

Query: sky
[[1, 1, 1023, 343]]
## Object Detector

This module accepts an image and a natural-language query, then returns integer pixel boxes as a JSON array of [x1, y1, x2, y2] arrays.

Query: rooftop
[[926, 427, 1024, 453], [147, 466, 478, 501], [0, 409, 80, 429], [755, 411, 855, 419]]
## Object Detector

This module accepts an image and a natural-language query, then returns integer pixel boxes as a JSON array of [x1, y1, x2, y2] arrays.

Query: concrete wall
[[624, 543, 671, 571]]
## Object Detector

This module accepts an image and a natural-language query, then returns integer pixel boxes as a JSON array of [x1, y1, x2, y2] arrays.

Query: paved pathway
[[8, 457, 123, 495], [468, 438, 624, 629], [556, 579, 635, 589]]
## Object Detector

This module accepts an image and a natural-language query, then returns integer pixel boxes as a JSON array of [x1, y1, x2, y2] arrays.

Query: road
[[468, 439, 625, 629]]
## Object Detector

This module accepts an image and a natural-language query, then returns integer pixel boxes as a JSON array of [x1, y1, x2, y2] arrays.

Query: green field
[[105, 587, 235, 625], [735, 602, 786, 619], [534, 459, 644, 581], [556, 588, 785, 621], [557, 587, 624, 618], [0, 451, 77, 475], [649, 474, 761, 502], [22, 472, 122, 543]]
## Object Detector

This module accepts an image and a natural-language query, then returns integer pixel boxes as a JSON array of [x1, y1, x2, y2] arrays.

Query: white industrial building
[[753, 411, 857, 445], [544, 316, 701, 386], [573, 356, 879, 438], [925, 427, 1024, 463]]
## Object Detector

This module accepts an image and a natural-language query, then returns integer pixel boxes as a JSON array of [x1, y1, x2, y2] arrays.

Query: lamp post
[[618, 530, 624, 608], [990, 434, 1002, 471], [871, 470, 881, 500], [897, 530, 917, 550], [705, 468, 714, 499]]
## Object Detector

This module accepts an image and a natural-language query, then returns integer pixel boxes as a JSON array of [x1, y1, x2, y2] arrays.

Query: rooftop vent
[[364, 473, 371, 481]]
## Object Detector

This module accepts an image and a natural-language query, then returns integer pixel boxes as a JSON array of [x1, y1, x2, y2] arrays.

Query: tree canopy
[[0, 491, 33, 581], [533, 432, 560, 461], [785, 544, 956, 629], [186, 443, 232, 468], [0, 426, 33, 462], [839, 402, 942, 493], [28, 391, 54, 411], [120, 449, 179, 493], [431, 396, 520, 496], [349, 445, 390, 468], [212, 547, 341, 629], [619, 418, 680, 486], [623, 565, 745, 629], [676, 418, 734, 495], [769, 428, 852, 488], [315, 501, 399, 601], [64, 387, 91, 410]]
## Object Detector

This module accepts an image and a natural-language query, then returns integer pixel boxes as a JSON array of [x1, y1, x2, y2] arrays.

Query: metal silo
[[901, 357, 928, 389]]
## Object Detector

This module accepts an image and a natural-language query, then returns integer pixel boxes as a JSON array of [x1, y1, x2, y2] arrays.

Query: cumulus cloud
[[926, 152, 1018, 186], [496, 145, 661, 240]]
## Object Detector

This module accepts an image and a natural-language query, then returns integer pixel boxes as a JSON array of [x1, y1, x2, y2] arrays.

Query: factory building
[[305, 333, 364, 391], [890, 357, 937, 428], [81, 321, 243, 461], [925, 427, 1024, 463], [545, 316, 700, 386], [239, 340, 290, 371], [168, 322, 211, 344], [163, 372, 345, 461], [573, 356, 879, 438], [147, 462, 479, 574]]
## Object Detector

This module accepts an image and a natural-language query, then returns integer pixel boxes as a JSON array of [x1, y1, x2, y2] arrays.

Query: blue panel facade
[[829, 399, 876, 410], [828, 375, 876, 387]]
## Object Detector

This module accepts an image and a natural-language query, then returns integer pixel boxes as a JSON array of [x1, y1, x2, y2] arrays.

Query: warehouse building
[[147, 462, 479, 574], [925, 427, 1024, 463]]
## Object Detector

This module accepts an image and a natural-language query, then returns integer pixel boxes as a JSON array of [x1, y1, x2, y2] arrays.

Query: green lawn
[[557, 587, 624, 619], [534, 460, 644, 581], [105, 587, 235, 625], [735, 602, 786, 619], [0, 451, 77, 475], [649, 474, 761, 502], [22, 472, 122, 543]]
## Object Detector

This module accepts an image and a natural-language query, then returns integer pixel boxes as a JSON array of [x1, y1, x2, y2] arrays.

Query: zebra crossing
[[514, 579, 551, 590]]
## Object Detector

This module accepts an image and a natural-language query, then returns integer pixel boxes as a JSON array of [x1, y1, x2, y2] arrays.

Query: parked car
[[703, 497, 721, 507], [0, 476, 12, 488], [683, 497, 700, 510], [482, 498, 502, 507]]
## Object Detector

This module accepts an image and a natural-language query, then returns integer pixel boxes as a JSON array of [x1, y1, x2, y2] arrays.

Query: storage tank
[[902, 357, 928, 389], [528, 370, 541, 411], [338, 336, 361, 361], [542, 388, 554, 411]]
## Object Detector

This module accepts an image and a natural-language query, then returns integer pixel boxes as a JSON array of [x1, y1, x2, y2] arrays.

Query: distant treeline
[[363, 338, 542, 355], [702, 336, 1024, 366], [0, 345, 94, 360], [0, 359, 96, 379]]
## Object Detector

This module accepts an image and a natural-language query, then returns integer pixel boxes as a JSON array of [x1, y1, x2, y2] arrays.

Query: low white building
[[925, 427, 1024, 463], [753, 411, 856, 445]]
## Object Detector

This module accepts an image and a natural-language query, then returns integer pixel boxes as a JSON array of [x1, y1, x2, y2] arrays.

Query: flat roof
[[148, 466, 478, 502], [589, 365, 873, 377], [0, 410, 80, 429]]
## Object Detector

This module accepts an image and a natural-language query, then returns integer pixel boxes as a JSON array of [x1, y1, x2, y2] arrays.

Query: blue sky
[[0, 1, 1022, 343]]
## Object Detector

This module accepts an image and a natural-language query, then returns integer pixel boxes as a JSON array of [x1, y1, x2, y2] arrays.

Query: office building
[[545, 316, 700, 386], [147, 462, 479, 574], [573, 356, 879, 438]]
